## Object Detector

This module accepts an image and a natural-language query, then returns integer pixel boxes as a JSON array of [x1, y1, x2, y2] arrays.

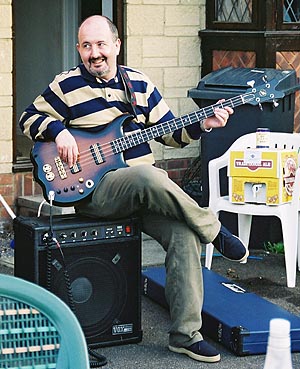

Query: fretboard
[[112, 92, 255, 154]]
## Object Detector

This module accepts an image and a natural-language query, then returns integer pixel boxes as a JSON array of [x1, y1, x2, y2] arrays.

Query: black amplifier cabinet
[[14, 214, 142, 348]]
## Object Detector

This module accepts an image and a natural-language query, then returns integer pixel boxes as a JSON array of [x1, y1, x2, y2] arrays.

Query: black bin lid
[[188, 66, 300, 100]]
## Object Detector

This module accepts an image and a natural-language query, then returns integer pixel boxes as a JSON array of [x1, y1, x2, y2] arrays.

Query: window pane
[[284, 0, 300, 23], [215, 0, 252, 23]]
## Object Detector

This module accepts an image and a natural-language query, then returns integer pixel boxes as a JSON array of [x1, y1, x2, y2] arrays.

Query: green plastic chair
[[0, 273, 90, 369]]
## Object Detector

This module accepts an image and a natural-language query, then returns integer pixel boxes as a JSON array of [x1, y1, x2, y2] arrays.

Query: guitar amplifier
[[142, 266, 300, 356], [14, 214, 142, 348]]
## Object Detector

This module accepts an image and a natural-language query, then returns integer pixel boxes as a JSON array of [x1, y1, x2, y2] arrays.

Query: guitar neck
[[112, 92, 252, 154]]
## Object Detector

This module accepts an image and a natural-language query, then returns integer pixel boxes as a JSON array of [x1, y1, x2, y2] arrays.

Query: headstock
[[243, 75, 285, 107]]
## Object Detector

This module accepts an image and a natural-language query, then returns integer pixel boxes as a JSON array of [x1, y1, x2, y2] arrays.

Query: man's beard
[[88, 58, 110, 78]]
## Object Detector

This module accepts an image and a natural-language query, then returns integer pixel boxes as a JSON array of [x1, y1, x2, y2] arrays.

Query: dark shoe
[[212, 225, 249, 262], [169, 340, 220, 363]]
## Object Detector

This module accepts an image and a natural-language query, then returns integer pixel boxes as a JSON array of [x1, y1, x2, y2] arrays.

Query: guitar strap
[[119, 65, 138, 119]]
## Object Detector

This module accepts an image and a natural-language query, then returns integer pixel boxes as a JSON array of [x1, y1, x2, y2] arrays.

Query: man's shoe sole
[[168, 345, 221, 363], [220, 234, 249, 263], [223, 247, 249, 263]]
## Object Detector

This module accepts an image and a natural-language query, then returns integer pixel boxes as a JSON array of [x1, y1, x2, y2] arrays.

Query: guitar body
[[31, 114, 132, 207]]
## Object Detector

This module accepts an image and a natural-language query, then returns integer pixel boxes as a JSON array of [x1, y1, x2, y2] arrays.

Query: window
[[280, 0, 300, 29], [215, 0, 253, 23], [284, 0, 300, 23], [207, 0, 258, 30]]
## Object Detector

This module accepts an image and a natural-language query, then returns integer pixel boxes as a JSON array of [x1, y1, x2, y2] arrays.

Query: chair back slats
[[0, 297, 60, 368]]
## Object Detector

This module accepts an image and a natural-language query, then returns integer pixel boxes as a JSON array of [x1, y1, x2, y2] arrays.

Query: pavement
[[1, 232, 300, 368]]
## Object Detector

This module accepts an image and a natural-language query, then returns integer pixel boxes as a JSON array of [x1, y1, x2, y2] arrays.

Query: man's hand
[[201, 99, 234, 130], [55, 129, 79, 168]]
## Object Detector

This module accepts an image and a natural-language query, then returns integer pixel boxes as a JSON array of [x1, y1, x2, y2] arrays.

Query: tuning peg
[[258, 103, 263, 111], [247, 80, 255, 88], [273, 100, 279, 108], [262, 75, 268, 83]]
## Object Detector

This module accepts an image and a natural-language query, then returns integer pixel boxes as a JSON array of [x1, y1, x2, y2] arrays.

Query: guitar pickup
[[71, 162, 82, 174], [90, 143, 105, 165], [54, 156, 67, 180]]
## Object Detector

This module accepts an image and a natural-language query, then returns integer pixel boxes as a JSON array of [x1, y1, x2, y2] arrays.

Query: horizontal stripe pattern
[[20, 64, 203, 165]]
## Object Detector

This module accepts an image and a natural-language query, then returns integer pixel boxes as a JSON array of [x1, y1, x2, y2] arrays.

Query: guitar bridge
[[90, 143, 105, 165]]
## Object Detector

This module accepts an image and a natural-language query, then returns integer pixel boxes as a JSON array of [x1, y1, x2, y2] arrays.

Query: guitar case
[[142, 266, 300, 356]]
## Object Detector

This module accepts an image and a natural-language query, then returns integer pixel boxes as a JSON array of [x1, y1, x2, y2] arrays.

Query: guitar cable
[[45, 191, 108, 367]]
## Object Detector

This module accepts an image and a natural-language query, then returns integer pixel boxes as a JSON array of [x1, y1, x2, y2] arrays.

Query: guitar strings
[[40, 93, 255, 174]]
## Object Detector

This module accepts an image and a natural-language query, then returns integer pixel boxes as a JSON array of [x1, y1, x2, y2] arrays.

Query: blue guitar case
[[142, 266, 300, 356]]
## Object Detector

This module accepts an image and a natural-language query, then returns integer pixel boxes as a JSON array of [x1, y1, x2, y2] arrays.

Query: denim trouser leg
[[141, 212, 204, 347]]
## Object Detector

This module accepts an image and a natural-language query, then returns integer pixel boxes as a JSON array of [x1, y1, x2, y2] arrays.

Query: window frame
[[206, 0, 260, 30]]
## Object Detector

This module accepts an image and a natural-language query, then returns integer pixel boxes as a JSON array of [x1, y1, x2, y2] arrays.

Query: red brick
[[34, 182, 43, 195], [0, 186, 13, 197], [0, 208, 13, 222], [24, 174, 34, 196], [0, 173, 14, 185], [167, 159, 186, 170]]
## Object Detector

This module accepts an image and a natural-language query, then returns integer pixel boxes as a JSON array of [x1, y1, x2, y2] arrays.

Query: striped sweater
[[19, 64, 203, 166]]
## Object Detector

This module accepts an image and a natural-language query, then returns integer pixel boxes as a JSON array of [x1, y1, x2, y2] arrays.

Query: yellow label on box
[[229, 149, 298, 179]]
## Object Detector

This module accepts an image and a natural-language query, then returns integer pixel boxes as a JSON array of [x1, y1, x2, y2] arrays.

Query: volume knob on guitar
[[45, 172, 55, 181], [43, 164, 52, 173]]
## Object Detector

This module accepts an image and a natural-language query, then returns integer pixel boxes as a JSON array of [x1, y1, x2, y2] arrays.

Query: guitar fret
[[112, 139, 123, 154], [144, 130, 152, 141], [204, 106, 214, 117], [119, 139, 126, 152], [191, 111, 200, 123], [195, 111, 204, 120], [155, 126, 164, 136], [153, 125, 160, 137], [135, 132, 143, 144], [123, 138, 130, 149]]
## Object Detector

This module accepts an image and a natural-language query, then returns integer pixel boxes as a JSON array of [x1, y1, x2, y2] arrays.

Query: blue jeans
[[76, 164, 220, 346]]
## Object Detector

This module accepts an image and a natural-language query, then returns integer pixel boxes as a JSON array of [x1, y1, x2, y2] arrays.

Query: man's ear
[[116, 38, 121, 56]]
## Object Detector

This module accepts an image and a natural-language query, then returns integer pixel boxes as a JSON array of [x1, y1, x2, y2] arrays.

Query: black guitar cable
[[45, 191, 108, 367]]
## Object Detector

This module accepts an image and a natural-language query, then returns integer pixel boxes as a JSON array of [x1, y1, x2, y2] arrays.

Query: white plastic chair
[[205, 132, 300, 288]]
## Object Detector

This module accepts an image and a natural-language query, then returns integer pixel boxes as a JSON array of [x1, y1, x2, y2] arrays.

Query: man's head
[[77, 15, 121, 81]]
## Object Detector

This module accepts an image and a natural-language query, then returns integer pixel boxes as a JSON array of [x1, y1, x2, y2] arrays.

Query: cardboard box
[[228, 149, 298, 205]]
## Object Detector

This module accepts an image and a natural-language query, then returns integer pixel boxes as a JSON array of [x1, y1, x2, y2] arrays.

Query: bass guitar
[[31, 77, 284, 206]]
